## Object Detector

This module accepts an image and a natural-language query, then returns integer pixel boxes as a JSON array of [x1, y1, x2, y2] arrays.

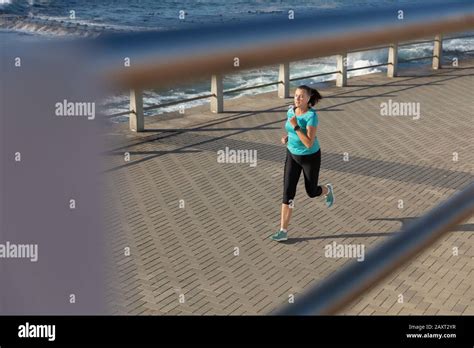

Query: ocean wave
[[0, 12, 171, 37], [444, 37, 474, 52], [0, 0, 28, 15], [0, 15, 107, 37], [31, 14, 154, 32], [0, 0, 12, 7]]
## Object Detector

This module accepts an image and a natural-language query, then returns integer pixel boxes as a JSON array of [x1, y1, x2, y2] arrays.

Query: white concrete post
[[433, 34, 443, 70], [336, 54, 347, 87], [387, 43, 398, 77], [211, 74, 223, 113], [278, 62, 290, 98], [130, 89, 144, 132]]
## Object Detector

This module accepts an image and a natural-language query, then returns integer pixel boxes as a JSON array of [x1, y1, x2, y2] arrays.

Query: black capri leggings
[[282, 149, 323, 204]]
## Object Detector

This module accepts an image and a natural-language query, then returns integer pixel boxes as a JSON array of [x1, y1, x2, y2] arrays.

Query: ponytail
[[297, 85, 323, 107]]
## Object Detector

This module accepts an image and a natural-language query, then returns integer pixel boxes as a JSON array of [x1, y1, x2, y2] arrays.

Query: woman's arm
[[288, 114, 318, 149], [295, 126, 317, 149]]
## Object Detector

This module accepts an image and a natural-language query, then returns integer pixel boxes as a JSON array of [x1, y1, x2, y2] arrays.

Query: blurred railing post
[[278, 62, 290, 98], [336, 54, 347, 87], [387, 43, 398, 77], [211, 74, 224, 113], [129, 89, 144, 131], [433, 34, 443, 69]]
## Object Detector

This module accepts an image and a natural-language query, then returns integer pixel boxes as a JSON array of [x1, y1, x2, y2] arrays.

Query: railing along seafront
[[99, 1, 474, 133], [96, 1, 474, 315]]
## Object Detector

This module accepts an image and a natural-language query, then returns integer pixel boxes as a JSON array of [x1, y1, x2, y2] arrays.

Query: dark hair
[[296, 85, 322, 107]]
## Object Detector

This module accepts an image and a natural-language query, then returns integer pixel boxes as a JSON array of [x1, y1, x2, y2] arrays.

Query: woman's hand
[[289, 115, 298, 128], [281, 135, 288, 144]]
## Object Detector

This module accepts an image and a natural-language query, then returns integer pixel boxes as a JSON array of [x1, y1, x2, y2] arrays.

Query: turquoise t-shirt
[[285, 107, 320, 155]]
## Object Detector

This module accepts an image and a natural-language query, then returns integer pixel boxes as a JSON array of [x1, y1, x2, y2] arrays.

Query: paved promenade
[[102, 61, 473, 315]]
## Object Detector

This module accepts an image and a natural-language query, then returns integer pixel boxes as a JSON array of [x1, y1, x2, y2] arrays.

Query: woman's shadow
[[282, 216, 474, 244]]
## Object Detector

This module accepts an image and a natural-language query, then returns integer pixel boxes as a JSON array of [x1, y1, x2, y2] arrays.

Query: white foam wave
[[32, 15, 153, 31], [0, 14, 154, 37], [444, 37, 474, 52]]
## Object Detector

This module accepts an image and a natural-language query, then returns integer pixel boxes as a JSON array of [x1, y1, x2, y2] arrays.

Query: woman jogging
[[271, 85, 334, 242]]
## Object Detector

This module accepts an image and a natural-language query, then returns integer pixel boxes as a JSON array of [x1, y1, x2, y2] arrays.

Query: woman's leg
[[301, 150, 324, 198], [281, 150, 302, 230], [301, 150, 334, 206], [280, 203, 293, 231]]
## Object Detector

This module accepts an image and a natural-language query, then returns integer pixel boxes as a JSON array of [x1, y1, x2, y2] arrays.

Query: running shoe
[[270, 230, 288, 242], [325, 183, 335, 208]]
